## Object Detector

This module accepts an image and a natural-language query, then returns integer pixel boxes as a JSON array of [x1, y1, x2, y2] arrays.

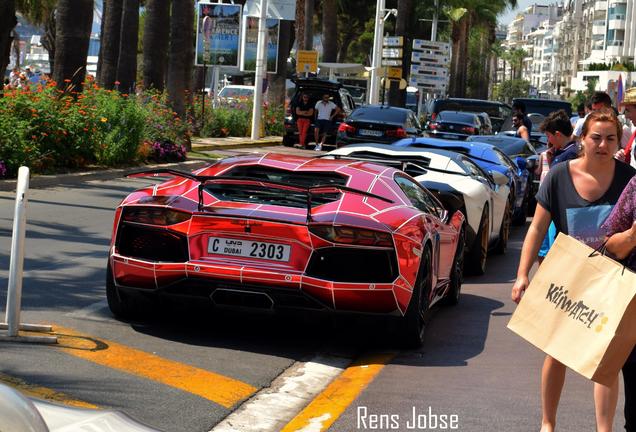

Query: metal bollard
[[1, 166, 56, 343]]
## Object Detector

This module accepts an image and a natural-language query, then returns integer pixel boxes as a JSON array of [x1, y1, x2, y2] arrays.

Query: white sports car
[[327, 144, 511, 275]]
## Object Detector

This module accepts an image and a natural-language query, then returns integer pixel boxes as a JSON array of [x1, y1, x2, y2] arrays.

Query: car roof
[[354, 105, 413, 113], [467, 134, 526, 145], [293, 78, 342, 90], [393, 137, 498, 161], [434, 97, 510, 107]]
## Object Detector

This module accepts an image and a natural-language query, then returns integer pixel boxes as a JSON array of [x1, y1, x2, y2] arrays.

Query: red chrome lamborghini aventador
[[107, 153, 465, 346]]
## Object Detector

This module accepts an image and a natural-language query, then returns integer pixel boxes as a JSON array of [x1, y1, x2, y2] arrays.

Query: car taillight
[[338, 123, 356, 134], [461, 126, 476, 134], [309, 225, 393, 247], [386, 127, 408, 138], [122, 207, 191, 225], [428, 123, 438, 130]]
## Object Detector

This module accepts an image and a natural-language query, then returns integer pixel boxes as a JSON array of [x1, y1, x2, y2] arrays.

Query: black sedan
[[426, 111, 483, 138], [335, 105, 423, 147]]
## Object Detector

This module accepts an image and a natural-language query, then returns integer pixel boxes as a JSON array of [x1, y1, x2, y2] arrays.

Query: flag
[[617, 74, 624, 106]]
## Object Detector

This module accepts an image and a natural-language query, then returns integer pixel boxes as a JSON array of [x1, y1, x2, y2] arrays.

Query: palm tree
[[142, 0, 170, 90], [0, 1, 17, 95], [98, 0, 123, 89], [53, 0, 94, 92], [321, 0, 337, 62], [295, 0, 305, 52], [167, 0, 192, 119], [116, 0, 139, 94], [303, 0, 314, 50]]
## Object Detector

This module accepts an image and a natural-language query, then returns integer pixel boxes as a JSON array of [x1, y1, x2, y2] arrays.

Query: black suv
[[283, 78, 356, 147], [424, 98, 513, 133]]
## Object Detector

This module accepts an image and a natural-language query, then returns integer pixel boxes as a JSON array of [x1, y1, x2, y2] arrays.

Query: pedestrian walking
[[295, 93, 314, 149], [313, 94, 340, 151], [535, 110, 577, 264], [600, 176, 636, 432], [616, 87, 636, 168], [511, 108, 636, 432]]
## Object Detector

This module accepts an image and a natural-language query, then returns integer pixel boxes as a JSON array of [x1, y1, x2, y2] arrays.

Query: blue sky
[[497, 0, 536, 26]]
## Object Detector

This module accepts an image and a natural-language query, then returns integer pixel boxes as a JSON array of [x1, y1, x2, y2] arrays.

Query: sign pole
[[251, 0, 269, 140], [369, 0, 385, 105]]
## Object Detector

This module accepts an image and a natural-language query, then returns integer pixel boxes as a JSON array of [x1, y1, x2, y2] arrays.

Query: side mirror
[[490, 170, 509, 186], [515, 156, 527, 170], [526, 155, 538, 171]]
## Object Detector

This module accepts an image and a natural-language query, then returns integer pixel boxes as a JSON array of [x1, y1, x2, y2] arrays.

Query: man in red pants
[[295, 93, 314, 149]]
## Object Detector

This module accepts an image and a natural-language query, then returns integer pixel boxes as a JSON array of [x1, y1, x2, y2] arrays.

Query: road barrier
[[0, 167, 57, 344]]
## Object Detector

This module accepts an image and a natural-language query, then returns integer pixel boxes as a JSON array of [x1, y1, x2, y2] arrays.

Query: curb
[[0, 160, 211, 192], [192, 137, 283, 151]]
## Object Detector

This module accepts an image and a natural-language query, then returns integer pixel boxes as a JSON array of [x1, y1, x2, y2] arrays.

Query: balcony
[[608, 19, 625, 30]]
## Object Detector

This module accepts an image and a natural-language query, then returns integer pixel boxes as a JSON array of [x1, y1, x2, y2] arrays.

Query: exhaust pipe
[[210, 288, 274, 310]]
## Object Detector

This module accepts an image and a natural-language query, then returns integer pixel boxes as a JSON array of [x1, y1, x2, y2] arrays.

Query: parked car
[[342, 84, 366, 106], [393, 136, 529, 228], [283, 78, 356, 147], [110, 154, 465, 347], [512, 97, 572, 117], [0, 383, 158, 432], [424, 98, 513, 133], [426, 111, 483, 138], [217, 85, 254, 103], [335, 105, 423, 147], [328, 144, 511, 275]]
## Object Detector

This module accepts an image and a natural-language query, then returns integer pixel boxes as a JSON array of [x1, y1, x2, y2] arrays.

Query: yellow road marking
[[52, 325, 257, 408], [0, 372, 98, 408], [280, 352, 396, 432]]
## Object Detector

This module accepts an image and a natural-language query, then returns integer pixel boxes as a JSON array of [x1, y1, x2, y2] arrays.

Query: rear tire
[[106, 261, 138, 320], [398, 248, 432, 348], [466, 206, 489, 276], [440, 226, 464, 306]]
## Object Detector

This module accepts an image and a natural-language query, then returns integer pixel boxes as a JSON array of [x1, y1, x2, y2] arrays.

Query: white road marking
[[210, 355, 351, 432]]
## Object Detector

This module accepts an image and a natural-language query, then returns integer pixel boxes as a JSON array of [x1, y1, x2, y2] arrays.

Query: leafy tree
[[492, 78, 529, 102]]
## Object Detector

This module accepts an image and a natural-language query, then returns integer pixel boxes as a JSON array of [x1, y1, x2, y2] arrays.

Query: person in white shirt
[[313, 94, 340, 151], [616, 87, 636, 168], [572, 91, 631, 148]]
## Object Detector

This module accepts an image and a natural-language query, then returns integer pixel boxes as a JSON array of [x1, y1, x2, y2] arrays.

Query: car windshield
[[350, 107, 407, 123], [438, 112, 477, 123]]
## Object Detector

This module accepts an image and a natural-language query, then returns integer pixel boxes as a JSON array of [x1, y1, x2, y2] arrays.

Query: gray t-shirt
[[536, 160, 636, 249]]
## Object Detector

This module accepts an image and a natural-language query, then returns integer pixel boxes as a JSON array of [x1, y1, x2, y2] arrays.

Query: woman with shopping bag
[[511, 108, 636, 432], [601, 178, 636, 431]]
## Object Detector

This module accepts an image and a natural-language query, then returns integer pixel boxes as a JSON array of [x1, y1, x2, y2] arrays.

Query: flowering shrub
[[0, 79, 191, 177], [149, 140, 187, 162]]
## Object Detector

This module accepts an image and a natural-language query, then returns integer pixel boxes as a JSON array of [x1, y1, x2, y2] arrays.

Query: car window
[[394, 175, 438, 216], [438, 111, 478, 123], [461, 156, 493, 186], [350, 107, 408, 123], [493, 148, 516, 172]]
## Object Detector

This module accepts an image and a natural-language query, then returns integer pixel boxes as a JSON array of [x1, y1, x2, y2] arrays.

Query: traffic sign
[[410, 65, 448, 77], [296, 50, 318, 73], [383, 36, 404, 47], [411, 51, 450, 65], [410, 80, 448, 92], [382, 48, 403, 58], [409, 75, 448, 87], [382, 59, 402, 66], [413, 39, 451, 53], [387, 67, 402, 79]]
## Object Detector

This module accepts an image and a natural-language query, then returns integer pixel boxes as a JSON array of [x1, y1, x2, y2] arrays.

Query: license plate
[[207, 237, 291, 262], [358, 129, 383, 137]]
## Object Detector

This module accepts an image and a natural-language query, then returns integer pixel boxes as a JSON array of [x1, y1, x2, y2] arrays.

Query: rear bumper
[[110, 254, 409, 315]]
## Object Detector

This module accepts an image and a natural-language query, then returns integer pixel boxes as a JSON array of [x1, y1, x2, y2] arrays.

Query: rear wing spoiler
[[127, 169, 392, 222]]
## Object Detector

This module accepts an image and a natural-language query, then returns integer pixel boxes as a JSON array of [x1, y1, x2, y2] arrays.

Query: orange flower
[[64, 79, 71, 83]]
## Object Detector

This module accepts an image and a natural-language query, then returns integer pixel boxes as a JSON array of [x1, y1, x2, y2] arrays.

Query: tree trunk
[[268, 20, 293, 106], [0, 0, 17, 96], [143, 0, 170, 90], [42, 10, 56, 75], [295, 0, 305, 51], [99, 0, 123, 89], [167, 0, 189, 119], [337, 29, 355, 63], [54, 0, 94, 93], [303, 0, 314, 50], [321, 0, 337, 62], [97, 0, 107, 80], [183, 0, 194, 132], [116, 0, 139, 94], [450, 13, 469, 97], [388, 0, 413, 107]]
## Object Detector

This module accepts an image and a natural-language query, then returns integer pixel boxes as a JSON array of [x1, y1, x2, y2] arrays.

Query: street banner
[[243, 0, 296, 20], [508, 234, 636, 386], [240, 17, 279, 73], [195, 2, 242, 67]]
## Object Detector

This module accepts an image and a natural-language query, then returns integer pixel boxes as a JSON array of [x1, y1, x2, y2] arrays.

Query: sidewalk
[[0, 136, 284, 192]]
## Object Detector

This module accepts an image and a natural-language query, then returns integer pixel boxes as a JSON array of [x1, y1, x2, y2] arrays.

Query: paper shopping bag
[[507, 233, 636, 386]]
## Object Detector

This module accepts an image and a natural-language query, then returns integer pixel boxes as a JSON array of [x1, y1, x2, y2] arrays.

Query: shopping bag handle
[[588, 238, 629, 275]]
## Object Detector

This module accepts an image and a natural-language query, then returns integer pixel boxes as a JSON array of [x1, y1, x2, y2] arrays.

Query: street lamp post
[[251, 0, 268, 140]]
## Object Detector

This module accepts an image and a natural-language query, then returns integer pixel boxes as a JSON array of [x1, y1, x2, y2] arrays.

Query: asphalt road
[[0, 148, 627, 431]]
